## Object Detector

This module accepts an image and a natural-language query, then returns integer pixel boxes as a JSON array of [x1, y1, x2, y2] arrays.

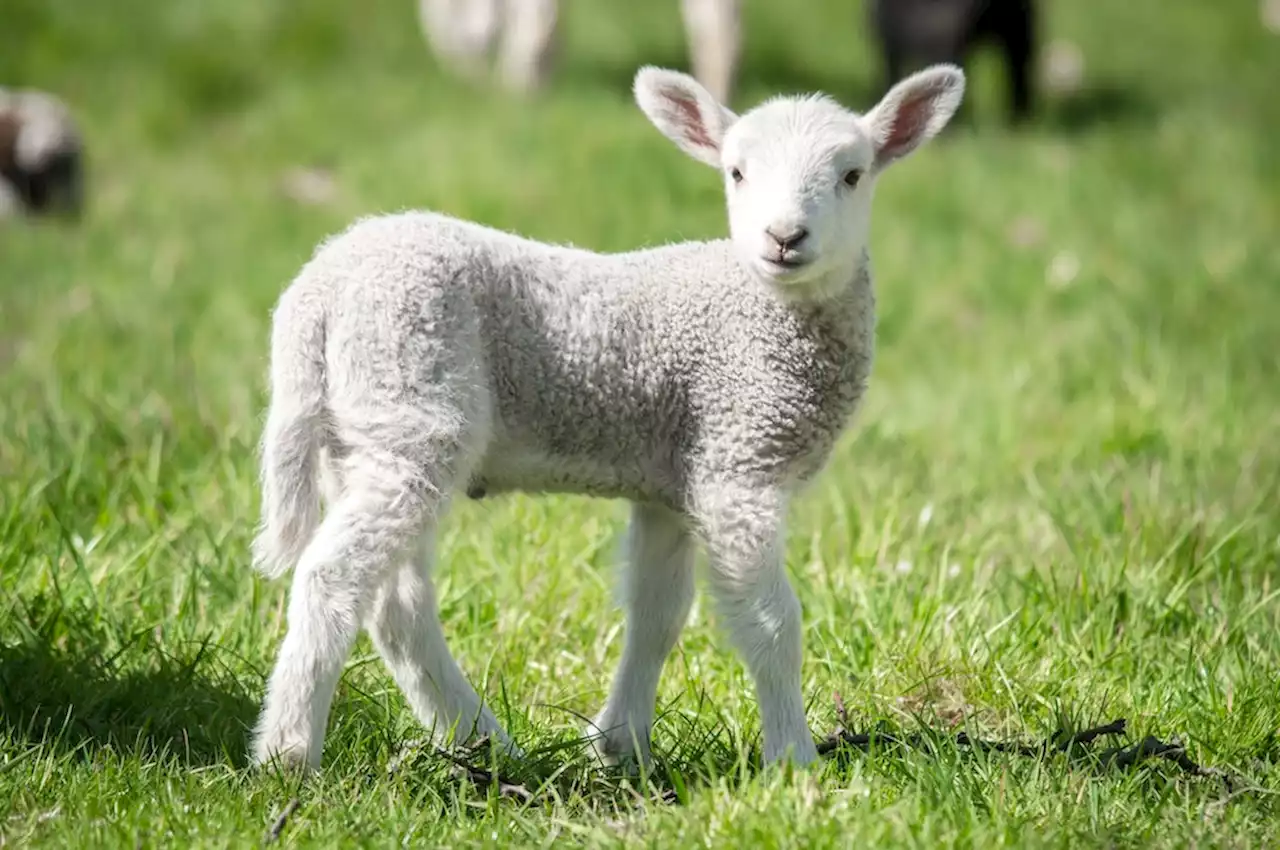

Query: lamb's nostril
[[766, 225, 809, 250]]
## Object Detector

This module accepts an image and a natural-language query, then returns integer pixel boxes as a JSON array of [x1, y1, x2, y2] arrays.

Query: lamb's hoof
[[251, 733, 319, 773], [585, 717, 651, 774], [252, 748, 316, 774], [762, 738, 821, 769]]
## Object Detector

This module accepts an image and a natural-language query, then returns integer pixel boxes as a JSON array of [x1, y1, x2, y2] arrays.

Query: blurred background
[[3, 0, 1276, 516], [2, 0, 1276, 415], [1, 1, 1279, 844]]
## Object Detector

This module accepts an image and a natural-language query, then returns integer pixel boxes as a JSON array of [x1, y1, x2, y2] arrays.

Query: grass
[[2, 0, 1279, 845]]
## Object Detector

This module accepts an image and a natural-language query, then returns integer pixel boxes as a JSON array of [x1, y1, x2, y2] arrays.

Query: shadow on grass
[[412, 688, 1257, 814], [366, 690, 760, 812], [0, 594, 257, 767]]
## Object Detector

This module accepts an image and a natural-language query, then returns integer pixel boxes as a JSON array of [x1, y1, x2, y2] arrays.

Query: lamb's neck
[[787, 253, 876, 345]]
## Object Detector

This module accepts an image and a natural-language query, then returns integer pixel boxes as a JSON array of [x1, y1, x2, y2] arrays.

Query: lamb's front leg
[[698, 486, 818, 766], [589, 503, 695, 767]]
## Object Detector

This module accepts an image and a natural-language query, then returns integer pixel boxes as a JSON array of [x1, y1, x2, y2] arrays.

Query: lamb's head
[[634, 65, 964, 298]]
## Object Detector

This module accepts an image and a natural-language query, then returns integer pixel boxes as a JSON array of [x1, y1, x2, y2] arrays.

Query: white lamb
[[250, 63, 965, 772]]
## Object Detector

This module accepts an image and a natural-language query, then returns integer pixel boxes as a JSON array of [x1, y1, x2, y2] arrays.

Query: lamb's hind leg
[[252, 451, 439, 771], [365, 529, 517, 755]]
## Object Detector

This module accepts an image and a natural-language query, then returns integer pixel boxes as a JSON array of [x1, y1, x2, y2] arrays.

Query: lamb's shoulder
[[689, 268, 876, 485], [602, 242, 875, 486]]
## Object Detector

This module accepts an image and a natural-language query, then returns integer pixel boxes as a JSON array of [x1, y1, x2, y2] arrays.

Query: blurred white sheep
[[418, 0, 742, 103]]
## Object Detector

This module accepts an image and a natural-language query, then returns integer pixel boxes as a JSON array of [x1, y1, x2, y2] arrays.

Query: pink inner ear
[[664, 87, 716, 151], [880, 86, 940, 159]]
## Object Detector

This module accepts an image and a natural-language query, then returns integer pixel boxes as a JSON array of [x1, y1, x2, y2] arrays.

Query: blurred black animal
[[0, 88, 84, 219], [868, 0, 1037, 122]]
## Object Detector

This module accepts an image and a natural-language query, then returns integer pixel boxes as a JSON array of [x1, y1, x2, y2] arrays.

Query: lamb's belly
[[466, 439, 669, 505]]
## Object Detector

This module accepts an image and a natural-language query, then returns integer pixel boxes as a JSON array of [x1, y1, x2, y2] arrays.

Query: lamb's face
[[720, 98, 876, 292], [634, 64, 965, 299]]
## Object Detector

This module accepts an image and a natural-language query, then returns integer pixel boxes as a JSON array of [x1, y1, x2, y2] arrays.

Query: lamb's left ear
[[634, 66, 736, 168], [864, 65, 965, 170]]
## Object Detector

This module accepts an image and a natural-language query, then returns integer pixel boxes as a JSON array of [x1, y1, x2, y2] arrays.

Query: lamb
[[418, 0, 742, 103], [0, 87, 84, 219], [249, 62, 965, 772]]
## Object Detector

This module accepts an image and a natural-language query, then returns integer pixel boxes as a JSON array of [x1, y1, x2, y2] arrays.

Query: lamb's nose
[[765, 225, 809, 250]]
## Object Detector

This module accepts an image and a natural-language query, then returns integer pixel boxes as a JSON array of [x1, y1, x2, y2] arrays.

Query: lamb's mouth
[[760, 255, 810, 273]]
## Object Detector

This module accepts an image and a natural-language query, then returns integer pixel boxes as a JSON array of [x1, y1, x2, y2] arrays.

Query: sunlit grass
[[2, 0, 1278, 845]]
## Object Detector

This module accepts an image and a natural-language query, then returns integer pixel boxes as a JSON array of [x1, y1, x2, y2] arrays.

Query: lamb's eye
[[730, 167, 744, 184], [842, 169, 863, 188]]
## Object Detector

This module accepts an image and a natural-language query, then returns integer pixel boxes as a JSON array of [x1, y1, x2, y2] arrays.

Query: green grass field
[[3, 0, 1279, 845]]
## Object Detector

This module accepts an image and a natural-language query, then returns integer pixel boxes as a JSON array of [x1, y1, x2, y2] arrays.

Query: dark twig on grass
[[818, 691, 1234, 791], [1097, 735, 1234, 792], [434, 745, 537, 802], [955, 717, 1130, 757], [386, 735, 540, 802], [816, 727, 897, 757], [1056, 717, 1130, 750], [264, 797, 301, 845]]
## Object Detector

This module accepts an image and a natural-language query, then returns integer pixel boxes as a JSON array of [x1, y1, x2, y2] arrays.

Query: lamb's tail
[[251, 286, 328, 579]]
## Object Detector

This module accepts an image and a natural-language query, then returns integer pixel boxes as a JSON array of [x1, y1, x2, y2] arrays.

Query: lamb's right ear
[[634, 66, 736, 168]]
